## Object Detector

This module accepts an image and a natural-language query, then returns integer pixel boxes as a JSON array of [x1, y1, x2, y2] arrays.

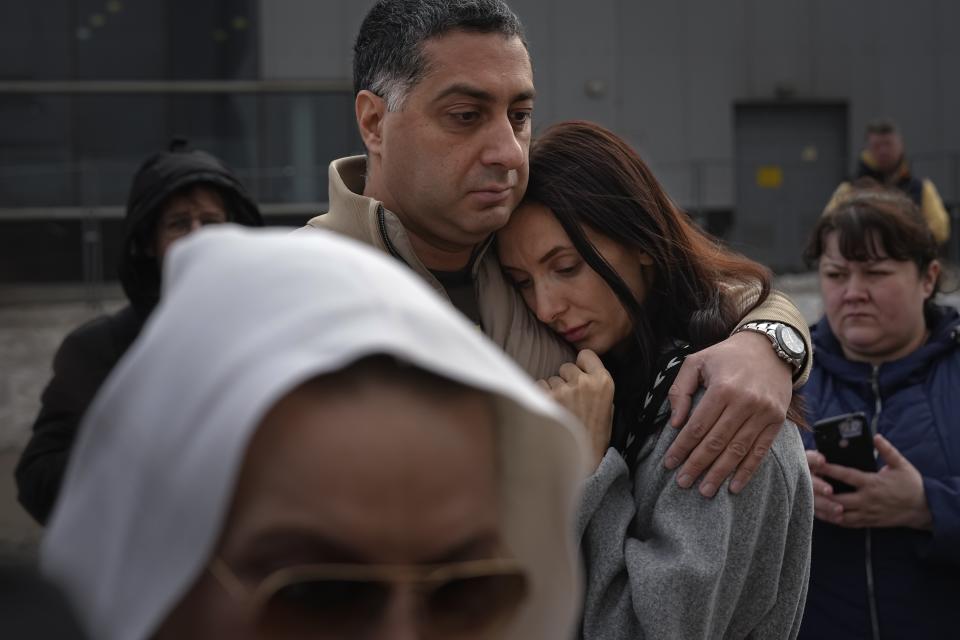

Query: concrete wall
[[257, 0, 960, 208]]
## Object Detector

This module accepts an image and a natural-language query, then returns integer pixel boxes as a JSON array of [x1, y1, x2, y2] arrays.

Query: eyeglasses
[[209, 556, 530, 638]]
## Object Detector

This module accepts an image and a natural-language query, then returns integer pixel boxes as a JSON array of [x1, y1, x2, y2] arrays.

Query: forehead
[[867, 131, 900, 145], [822, 229, 890, 263], [224, 376, 501, 561], [414, 30, 533, 99], [500, 203, 569, 255]]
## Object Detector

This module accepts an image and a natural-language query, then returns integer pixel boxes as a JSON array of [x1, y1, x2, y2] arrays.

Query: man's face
[[158, 373, 506, 639], [369, 30, 535, 253], [866, 132, 904, 175]]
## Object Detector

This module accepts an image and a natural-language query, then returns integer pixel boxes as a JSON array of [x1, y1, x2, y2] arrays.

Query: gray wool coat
[[576, 399, 813, 640]]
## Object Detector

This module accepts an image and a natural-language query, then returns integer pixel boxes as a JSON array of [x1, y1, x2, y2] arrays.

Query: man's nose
[[480, 117, 526, 171]]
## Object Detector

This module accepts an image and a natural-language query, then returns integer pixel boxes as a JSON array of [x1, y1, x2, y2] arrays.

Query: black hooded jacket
[[15, 142, 262, 525]]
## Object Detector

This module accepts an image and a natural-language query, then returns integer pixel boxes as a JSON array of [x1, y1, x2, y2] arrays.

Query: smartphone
[[813, 412, 876, 493]]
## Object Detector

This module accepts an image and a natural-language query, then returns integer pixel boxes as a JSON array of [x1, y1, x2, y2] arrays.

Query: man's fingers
[[670, 402, 747, 491], [697, 437, 749, 497], [663, 391, 725, 472], [728, 422, 781, 494], [535, 379, 550, 392], [667, 357, 703, 428]]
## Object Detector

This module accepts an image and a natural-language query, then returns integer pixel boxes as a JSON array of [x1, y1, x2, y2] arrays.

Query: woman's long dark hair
[[522, 121, 798, 424]]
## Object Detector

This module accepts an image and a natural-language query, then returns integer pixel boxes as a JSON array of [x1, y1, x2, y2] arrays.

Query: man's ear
[[356, 90, 386, 155]]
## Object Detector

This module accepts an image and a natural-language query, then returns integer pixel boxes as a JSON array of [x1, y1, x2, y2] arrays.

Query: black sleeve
[[14, 320, 122, 525]]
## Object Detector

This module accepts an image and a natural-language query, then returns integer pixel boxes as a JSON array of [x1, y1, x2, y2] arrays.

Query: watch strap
[[734, 321, 804, 372]]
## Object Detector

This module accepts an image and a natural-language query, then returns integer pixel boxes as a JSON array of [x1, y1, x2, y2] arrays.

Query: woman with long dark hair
[[497, 120, 813, 638]]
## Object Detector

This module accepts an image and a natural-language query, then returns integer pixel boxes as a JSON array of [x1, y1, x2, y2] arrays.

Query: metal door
[[731, 103, 848, 271]]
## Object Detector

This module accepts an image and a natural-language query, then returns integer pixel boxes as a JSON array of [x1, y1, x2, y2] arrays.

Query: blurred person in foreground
[[40, 225, 587, 640], [15, 139, 263, 525], [497, 121, 813, 639], [799, 186, 960, 639], [305, 0, 815, 498], [826, 118, 950, 246]]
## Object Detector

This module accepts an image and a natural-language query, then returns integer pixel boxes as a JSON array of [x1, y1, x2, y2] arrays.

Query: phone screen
[[812, 412, 876, 493]]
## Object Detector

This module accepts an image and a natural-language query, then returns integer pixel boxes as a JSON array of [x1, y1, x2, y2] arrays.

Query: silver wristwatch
[[734, 321, 806, 373]]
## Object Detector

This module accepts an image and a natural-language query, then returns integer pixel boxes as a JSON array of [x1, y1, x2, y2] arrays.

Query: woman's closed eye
[[509, 276, 532, 290], [554, 262, 582, 277]]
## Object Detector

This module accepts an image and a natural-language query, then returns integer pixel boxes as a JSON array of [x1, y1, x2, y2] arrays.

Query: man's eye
[[451, 111, 480, 124], [167, 219, 191, 231], [511, 111, 532, 126]]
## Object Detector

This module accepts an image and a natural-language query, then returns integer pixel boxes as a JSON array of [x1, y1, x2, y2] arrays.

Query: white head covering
[[41, 225, 587, 640]]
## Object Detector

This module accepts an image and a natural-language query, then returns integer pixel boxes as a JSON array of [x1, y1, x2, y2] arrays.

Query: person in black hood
[[15, 139, 263, 525]]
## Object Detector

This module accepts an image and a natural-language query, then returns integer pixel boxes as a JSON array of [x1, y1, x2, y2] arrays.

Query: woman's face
[[156, 375, 505, 640], [819, 230, 939, 365], [497, 202, 651, 355]]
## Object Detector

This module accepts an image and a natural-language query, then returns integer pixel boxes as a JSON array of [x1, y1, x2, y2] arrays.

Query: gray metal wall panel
[[746, 0, 813, 97], [259, 0, 374, 80], [509, 0, 558, 129], [253, 0, 960, 206]]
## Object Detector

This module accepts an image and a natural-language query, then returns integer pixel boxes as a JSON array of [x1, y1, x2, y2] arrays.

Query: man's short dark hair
[[865, 117, 899, 137], [353, 0, 527, 110]]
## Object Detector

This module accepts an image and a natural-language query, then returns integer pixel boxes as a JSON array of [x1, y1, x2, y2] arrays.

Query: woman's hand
[[805, 449, 845, 522], [539, 350, 614, 471], [812, 435, 932, 530]]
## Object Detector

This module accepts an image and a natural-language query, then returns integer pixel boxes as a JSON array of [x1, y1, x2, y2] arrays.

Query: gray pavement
[[0, 293, 123, 558]]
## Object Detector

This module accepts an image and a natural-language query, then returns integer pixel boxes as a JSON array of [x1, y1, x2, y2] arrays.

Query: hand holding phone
[[812, 412, 876, 493]]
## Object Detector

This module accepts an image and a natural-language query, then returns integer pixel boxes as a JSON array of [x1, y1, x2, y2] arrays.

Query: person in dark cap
[[14, 140, 263, 525]]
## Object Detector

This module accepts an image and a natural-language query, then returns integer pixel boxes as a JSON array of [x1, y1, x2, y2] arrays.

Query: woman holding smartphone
[[800, 184, 960, 639], [496, 120, 813, 639]]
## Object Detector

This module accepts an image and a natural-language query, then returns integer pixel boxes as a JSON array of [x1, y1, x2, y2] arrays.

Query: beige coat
[[306, 156, 812, 385]]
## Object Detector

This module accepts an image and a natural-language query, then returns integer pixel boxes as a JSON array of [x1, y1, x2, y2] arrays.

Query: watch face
[[777, 325, 805, 358]]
